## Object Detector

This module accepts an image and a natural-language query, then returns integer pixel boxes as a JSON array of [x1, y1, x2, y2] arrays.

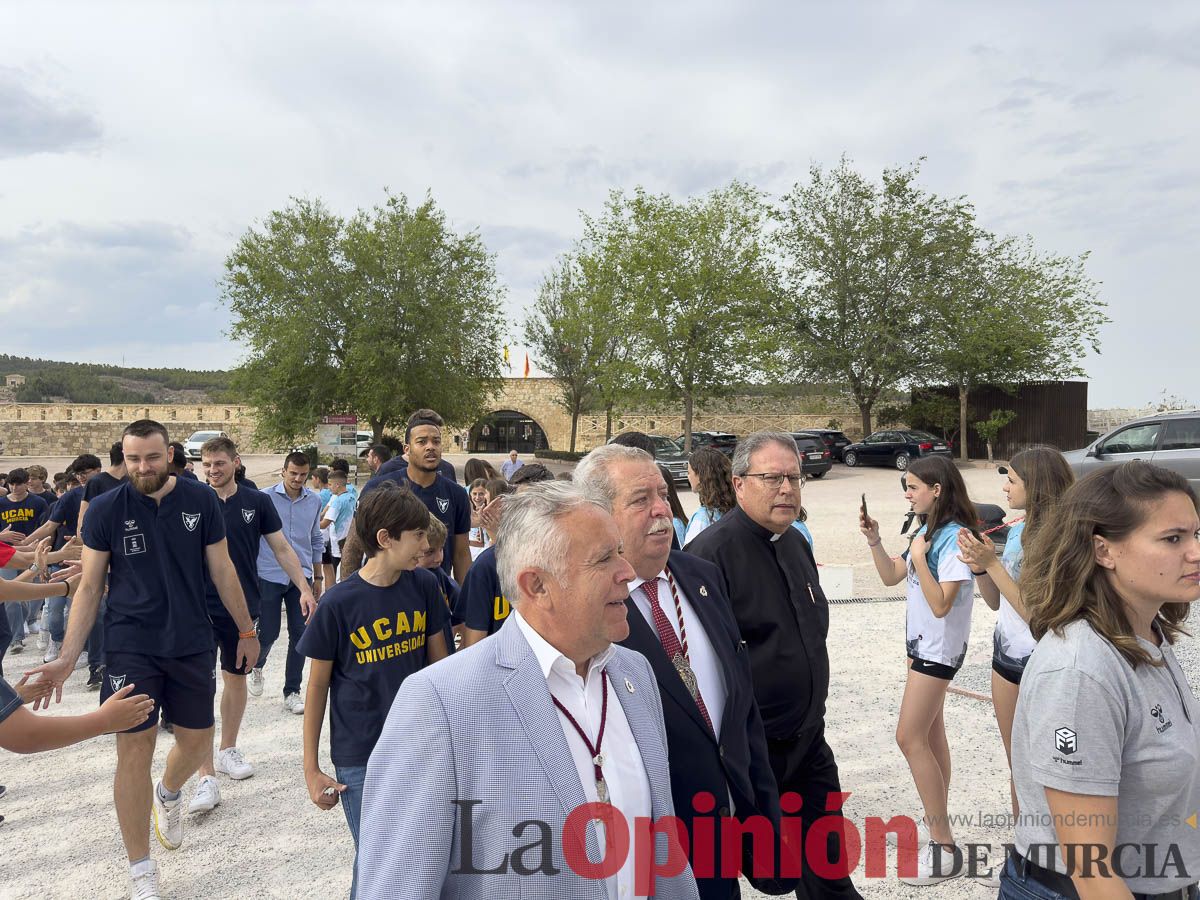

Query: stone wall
[[0, 404, 265, 457]]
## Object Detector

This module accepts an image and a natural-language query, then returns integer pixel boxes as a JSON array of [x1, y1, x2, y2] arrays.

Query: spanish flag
[[523, 353, 530, 378]]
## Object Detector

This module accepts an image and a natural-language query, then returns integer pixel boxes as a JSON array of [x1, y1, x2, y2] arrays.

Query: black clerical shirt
[[686, 505, 831, 743]]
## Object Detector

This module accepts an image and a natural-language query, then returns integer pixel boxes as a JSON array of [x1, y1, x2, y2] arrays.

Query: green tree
[[773, 158, 971, 435], [523, 252, 627, 452], [920, 233, 1106, 459], [222, 193, 506, 447], [589, 182, 776, 451], [974, 409, 1017, 462]]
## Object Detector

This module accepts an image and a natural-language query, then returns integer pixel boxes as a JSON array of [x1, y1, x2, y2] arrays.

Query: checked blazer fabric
[[356, 614, 700, 900]]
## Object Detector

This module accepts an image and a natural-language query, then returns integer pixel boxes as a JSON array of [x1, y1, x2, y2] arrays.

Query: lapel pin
[[699, 585, 708, 597], [625, 678, 635, 693]]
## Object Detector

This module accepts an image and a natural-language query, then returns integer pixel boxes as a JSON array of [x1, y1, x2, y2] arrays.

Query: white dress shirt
[[513, 611, 651, 900], [628, 569, 728, 739]]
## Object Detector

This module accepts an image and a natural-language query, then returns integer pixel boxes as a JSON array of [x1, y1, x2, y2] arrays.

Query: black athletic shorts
[[321, 541, 336, 566], [211, 615, 256, 675], [991, 631, 1029, 686], [908, 654, 959, 682], [101, 649, 217, 733]]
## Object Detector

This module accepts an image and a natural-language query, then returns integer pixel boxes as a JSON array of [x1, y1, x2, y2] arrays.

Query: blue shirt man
[[253, 453, 323, 709]]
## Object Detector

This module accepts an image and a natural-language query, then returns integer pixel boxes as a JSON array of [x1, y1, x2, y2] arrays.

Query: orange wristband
[[238, 629, 257, 640]]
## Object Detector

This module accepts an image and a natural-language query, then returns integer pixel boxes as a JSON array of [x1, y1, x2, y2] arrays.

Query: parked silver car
[[1062, 410, 1200, 491]]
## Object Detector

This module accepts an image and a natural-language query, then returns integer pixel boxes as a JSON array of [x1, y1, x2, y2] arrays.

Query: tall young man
[[341, 410, 471, 583], [27, 419, 259, 900], [250, 452, 322, 713], [189, 437, 314, 814]]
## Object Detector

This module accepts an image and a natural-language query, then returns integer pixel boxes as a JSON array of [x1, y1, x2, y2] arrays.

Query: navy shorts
[[908, 654, 959, 681], [101, 649, 217, 733], [212, 615, 256, 675]]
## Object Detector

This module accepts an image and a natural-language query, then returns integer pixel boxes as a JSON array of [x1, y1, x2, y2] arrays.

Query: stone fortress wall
[[0, 380, 864, 457]]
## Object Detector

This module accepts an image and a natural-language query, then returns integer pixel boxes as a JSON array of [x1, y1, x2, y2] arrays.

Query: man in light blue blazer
[[357, 482, 699, 900]]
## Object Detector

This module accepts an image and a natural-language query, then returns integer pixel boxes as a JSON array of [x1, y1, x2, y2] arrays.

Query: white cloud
[[0, 1, 1197, 405]]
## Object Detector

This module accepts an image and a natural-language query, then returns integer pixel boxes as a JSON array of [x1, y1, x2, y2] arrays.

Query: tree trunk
[[569, 402, 579, 453], [682, 393, 695, 452], [605, 402, 613, 442], [958, 384, 969, 461], [986, 440, 994, 463], [370, 417, 383, 444], [859, 403, 873, 438]]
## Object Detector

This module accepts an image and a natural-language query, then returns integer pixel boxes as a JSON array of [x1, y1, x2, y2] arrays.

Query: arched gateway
[[468, 409, 549, 453]]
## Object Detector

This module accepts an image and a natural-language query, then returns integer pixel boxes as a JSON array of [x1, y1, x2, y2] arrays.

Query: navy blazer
[[620, 550, 788, 898]]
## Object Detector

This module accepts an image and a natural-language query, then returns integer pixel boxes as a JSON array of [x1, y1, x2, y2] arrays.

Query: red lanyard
[[550, 668, 610, 799], [983, 515, 1024, 536], [663, 571, 691, 659]]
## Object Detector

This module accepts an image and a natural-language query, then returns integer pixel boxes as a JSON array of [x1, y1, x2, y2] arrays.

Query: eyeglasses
[[741, 472, 805, 490]]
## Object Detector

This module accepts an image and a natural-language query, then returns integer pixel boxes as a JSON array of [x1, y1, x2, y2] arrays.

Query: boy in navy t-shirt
[[298, 480, 449, 898], [419, 515, 460, 653]]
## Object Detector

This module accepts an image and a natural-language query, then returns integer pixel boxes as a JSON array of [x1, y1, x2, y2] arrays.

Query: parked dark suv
[[795, 428, 852, 462], [790, 433, 833, 479], [683, 430, 739, 457], [608, 434, 691, 485], [842, 429, 953, 470]]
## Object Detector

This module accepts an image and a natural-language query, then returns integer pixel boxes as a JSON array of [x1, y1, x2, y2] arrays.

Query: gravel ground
[[2, 457, 1195, 899]]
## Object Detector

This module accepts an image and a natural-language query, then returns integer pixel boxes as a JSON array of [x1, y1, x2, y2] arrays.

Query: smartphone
[[860, 493, 868, 519]]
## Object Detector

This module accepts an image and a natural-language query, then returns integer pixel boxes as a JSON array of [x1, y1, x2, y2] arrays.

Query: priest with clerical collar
[[687, 431, 863, 900]]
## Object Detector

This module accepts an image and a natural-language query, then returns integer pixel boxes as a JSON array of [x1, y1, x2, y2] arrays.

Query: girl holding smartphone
[[860, 455, 980, 886]]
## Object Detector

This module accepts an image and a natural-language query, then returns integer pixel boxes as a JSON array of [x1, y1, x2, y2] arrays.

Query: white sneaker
[[43, 640, 62, 664], [74, 651, 89, 671], [215, 747, 254, 780], [130, 858, 161, 900], [899, 840, 963, 886], [152, 784, 183, 850], [247, 668, 264, 697], [188, 776, 221, 814], [36, 629, 49, 651], [886, 811, 929, 847], [283, 692, 305, 715]]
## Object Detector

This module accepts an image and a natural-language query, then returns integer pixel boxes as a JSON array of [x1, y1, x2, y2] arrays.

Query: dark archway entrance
[[469, 410, 549, 453]]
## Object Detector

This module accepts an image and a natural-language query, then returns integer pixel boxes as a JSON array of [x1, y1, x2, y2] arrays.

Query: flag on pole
[[523, 353, 530, 378], [503, 345, 510, 368]]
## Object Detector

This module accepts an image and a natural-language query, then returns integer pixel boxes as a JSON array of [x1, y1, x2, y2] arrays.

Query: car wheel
[[894, 452, 910, 471], [843, 451, 859, 467], [809, 470, 826, 479]]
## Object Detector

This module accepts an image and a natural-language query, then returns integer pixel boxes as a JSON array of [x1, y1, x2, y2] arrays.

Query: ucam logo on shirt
[[182, 512, 201, 532], [437, 497, 450, 513], [241, 508, 255, 524]]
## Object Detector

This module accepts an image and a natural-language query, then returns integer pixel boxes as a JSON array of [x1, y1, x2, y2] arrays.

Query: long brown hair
[[1022, 462, 1197, 667], [689, 447, 736, 516], [464, 458, 498, 482], [658, 465, 688, 523], [1007, 446, 1075, 543], [906, 456, 980, 541]]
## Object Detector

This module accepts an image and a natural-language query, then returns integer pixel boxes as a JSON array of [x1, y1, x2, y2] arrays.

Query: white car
[[184, 430, 228, 460], [357, 431, 374, 457]]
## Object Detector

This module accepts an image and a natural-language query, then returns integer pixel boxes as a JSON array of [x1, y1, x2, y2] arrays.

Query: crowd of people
[[0, 413, 1197, 900]]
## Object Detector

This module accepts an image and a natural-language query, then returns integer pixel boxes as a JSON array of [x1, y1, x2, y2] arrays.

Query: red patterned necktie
[[641, 578, 714, 734]]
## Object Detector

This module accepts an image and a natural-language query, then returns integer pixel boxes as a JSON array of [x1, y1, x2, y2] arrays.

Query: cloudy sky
[[2, 1, 1196, 408]]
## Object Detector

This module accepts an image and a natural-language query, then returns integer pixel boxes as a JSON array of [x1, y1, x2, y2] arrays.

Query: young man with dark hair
[[188, 437, 314, 813], [365, 444, 391, 475], [25, 419, 259, 899], [167, 443, 197, 481], [343, 412, 471, 584], [249, 451, 322, 713], [373, 410, 457, 483], [1, 469, 50, 653], [299, 481, 449, 897]]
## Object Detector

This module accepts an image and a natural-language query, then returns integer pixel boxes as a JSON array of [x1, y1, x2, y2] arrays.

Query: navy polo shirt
[[454, 545, 511, 635], [49, 485, 84, 550], [205, 486, 283, 621], [82, 477, 226, 658], [376, 455, 457, 484], [361, 471, 470, 575]]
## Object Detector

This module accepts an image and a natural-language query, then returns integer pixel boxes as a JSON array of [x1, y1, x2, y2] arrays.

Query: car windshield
[[651, 437, 682, 454], [190, 432, 219, 441]]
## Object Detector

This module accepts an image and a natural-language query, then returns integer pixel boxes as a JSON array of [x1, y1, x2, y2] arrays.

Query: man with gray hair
[[576, 444, 788, 900], [356, 482, 699, 900], [688, 432, 862, 900]]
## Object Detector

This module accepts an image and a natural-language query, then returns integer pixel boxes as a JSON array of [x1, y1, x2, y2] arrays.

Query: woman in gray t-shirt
[[1003, 461, 1200, 899]]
